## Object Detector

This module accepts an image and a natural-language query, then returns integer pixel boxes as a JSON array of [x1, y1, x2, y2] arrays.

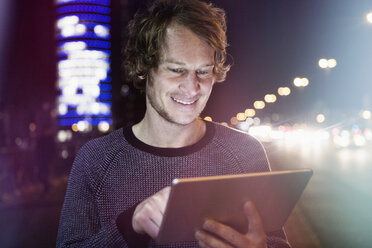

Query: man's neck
[[132, 115, 206, 148]]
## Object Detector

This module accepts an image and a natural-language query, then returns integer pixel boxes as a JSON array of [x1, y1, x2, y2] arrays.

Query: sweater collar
[[123, 121, 215, 157]]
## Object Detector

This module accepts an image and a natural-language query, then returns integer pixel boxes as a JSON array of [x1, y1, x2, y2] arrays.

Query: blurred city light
[[278, 87, 291, 96], [230, 116, 238, 125], [246, 118, 254, 126], [327, 59, 337, 68], [61, 149, 69, 159], [316, 114, 326, 123], [98, 121, 110, 133], [29, 123, 36, 132], [236, 112, 246, 121], [237, 121, 250, 131], [318, 58, 337, 69], [249, 125, 272, 141], [220, 122, 229, 127], [253, 117, 261, 126], [254, 100, 265, 109], [203, 116, 213, 121], [318, 58, 328, 68], [293, 77, 309, 87], [244, 108, 256, 117], [362, 110, 371, 120], [264, 94, 277, 103], [367, 12, 372, 23]]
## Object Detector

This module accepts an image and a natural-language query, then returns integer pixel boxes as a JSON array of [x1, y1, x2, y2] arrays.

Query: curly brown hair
[[123, 0, 231, 91]]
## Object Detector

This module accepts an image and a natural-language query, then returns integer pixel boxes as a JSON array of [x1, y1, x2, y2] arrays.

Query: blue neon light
[[57, 50, 111, 58], [59, 110, 112, 118], [96, 92, 112, 100], [57, 31, 111, 40], [84, 23, 111, 30], [58, 118, 112, 126], [99, 84, 112, 91], [57, 5, 111, 15], [57, 2, 112, 128], [57, 0, 110, 6], [58, 40, 111, 49], [57, 14, 111, 23], [101, 76, 112, 83]]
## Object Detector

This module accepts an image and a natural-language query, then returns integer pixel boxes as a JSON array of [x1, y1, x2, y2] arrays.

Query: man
[[57, 0, 291, 247]]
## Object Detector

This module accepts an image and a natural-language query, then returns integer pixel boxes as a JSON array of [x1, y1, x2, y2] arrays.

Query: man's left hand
[[195, 201, 267, 248]]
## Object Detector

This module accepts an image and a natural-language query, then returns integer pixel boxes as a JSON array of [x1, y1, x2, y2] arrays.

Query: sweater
[[56, 121, 291, 247]]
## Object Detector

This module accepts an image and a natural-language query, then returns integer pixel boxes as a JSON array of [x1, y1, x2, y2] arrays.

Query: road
[[266, 140, 372, 248]]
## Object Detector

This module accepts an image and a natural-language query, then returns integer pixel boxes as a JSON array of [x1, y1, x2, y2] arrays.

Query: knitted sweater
[[57, 121, 291, 247]]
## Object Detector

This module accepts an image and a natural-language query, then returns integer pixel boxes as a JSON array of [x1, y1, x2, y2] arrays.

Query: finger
[[198, 239, 213, 248], [143, 217, 160, 239], [195, 230, 233, 248], [154, 186, 171, 215], [244, 201, 265, 236], [202, 220, 247, 247], [132, 204, 160, 238], [150, 208, 164, 227]]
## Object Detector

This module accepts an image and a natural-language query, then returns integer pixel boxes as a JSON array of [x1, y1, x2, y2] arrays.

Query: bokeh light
[[264, 94, 277, 103], [244, 108, 256, 117], [236, 112, 246, 121], [293, 77, 309, 87], [278, 87, 291, 96], [362, 110, 371, 120], [316, 114, 326, 123], [367, 12, 372, 23], [254, 101, 265, 109], [318, 58, 328, 68]]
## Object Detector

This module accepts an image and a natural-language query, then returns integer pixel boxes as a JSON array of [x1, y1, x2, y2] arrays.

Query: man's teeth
[[172, 97, 196, 105]]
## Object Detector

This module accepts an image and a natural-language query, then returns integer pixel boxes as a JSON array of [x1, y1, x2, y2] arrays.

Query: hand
[[195, 201, 267, 248], [132, 186, 171, 239]]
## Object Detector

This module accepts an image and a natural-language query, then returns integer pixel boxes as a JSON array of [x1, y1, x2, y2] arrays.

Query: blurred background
[[0, 0, 371, 247]]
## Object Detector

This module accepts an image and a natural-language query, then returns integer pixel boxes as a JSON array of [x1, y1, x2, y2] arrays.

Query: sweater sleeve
[[56, 145, 125, 247]]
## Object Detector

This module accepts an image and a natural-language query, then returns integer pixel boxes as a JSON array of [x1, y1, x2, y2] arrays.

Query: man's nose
[[180, 72, 200, 94]]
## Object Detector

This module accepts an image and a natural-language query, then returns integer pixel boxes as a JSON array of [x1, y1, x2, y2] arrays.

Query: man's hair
[[123, 0, 231, 90]]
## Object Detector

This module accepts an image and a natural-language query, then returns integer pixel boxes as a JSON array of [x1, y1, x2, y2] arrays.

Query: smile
[[171, 97, 197, 105]]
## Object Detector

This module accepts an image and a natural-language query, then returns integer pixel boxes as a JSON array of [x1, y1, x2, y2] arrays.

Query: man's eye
[[169, 68, 184, 74], [197, 70, 212, 76]]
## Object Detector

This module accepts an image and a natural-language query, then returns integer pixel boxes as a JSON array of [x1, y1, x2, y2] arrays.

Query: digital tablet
[[156, 168, 313, 244]]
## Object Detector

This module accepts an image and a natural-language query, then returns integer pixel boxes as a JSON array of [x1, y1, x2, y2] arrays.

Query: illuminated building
[[56, 0, 112, 130]]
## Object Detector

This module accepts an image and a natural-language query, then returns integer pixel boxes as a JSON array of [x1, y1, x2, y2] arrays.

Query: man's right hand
[[132, 186, 171, 239]]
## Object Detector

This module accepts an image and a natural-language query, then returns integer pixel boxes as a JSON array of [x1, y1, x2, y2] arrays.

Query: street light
[[264, 94, 277, 103], [254, 101, 265, 109], [316, 114, 325, 123], [278, 87, 291, 96], [318, 58, 337, 69], [367, 12, 372, 23], [293, 77, 309, 87], [245, 108, 256, 117]]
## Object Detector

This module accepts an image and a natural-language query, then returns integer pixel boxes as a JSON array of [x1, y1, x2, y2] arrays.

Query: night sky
[[1, 0, 371, 130], [205, 0, 372, 125]]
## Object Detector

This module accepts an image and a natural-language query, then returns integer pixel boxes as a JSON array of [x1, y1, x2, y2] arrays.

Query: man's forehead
[[159, 23, 215, 65]]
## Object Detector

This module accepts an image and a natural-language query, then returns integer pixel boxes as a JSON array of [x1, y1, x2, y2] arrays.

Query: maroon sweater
[[57, 121, 291, 247]]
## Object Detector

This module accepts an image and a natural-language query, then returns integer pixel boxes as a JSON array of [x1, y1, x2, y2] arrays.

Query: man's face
[[146, 23, 215, 126]]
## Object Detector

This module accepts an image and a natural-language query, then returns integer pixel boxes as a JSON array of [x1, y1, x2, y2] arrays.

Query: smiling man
[[57, 0, 291, 247]]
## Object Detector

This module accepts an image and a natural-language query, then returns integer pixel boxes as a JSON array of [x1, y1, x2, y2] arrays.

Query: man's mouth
[[171, 97, 197, 105]]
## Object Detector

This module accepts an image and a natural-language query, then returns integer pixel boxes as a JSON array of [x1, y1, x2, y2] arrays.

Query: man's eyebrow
[[164, 59, 185, 65]]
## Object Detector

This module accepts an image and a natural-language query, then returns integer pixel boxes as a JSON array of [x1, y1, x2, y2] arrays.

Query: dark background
[[0, 0, 371, 247]]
